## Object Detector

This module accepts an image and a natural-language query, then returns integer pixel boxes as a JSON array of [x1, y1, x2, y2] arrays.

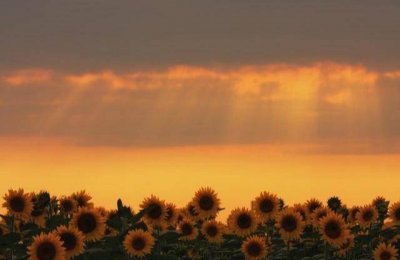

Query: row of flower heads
[[1, 188, 400, 259]]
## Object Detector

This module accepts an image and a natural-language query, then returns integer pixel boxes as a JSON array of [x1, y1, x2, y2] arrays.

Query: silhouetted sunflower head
[[192, 187, 220, 219], [305, 198, 323, 215], [227, 208, 258, 237], [56, 225, 85, 259], [252, 191, 280, 222], [140, 195, 167, 226], [275, 208, 305, 242], [241, 235, 269, 260], [123, 229, 155, 258], [71, 190, 93, 208], [59, 196, 77, 215], [356, 205, 378, 228], [201, 220, 225, 244], [71, 207, 105, 241], [27, 232, 65, 260], [319, 213, 350, 247], [3, 189, 33, 221], [177, 218, 198, 241], [327, 196, 342, 212]]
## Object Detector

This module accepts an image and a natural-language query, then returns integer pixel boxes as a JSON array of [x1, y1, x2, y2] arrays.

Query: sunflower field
[[1, 188, 400, 259]]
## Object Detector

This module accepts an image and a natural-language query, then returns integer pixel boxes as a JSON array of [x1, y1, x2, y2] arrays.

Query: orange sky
[[1, 136, 400, 220]]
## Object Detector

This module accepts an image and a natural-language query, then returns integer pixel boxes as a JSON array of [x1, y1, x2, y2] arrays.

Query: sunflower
[[140, 195, 167, 226], [71, 207, 105, 241], [305, 198, 323, 215], [241, 235, 269, 260], [71, 190, 93, 208], [27, 232, 66, 260], [192, 187, 220, 220], [348, 206, 360, 224], [293, 203, 309, 223], [372, 196, 387, 208], [3, 189, 33, 221], [373, 243, 398, 260], [311, 207, 332, 227], [123, 229, 155, 258], [177, 218, 198, 241], [356, 205, 378, 228], [201, 220, 225, 244], [181, 202, 202, 222], [275, 208, 305, 241], [319, 213, 350, 247], [227, 208, 258, 237], [327, 196, 342, 212], [59, 196, 77, 215], [56, 225, 85, 259], [165, 203, 178, 226], [388, 201, 400, 224], [336, 235, 354, 257], [252, 191, 280, 222]]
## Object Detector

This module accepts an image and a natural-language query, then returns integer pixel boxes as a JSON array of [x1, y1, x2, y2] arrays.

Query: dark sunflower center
[[60, 232, 77, 251], [380, 251, 392, 260], [237, 213, 252, 229], [206, 225, 218, 237], [10, 197, 25, 212], [362, 210, 373, 221], [324, 220, 341, 239], [77, 213, 97, 234], [36, 241, 56, 260], [199, 196, 214, 211], [61, 201, 73, 212], [181, 223, 193, 236], [394, 208, 400, 221], [76, 197, 86, 207], [281, 215, 297, 232], [259, 199, 274, 213], [246, 241, 262, 256], [147, 203, 162, 219], [132, 237, 146, 250], [0, 228, 3, 235]]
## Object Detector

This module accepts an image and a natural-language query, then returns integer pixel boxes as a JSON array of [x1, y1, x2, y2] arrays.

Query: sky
[[1, 1, 400, 217]]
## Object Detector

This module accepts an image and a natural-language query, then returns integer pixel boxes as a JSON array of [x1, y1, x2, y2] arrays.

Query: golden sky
[[1, 2, 400, 219]]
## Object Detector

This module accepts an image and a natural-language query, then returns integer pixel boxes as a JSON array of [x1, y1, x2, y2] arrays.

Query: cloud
[[1, 69, 54, 86], [1, 62, 399, 153]]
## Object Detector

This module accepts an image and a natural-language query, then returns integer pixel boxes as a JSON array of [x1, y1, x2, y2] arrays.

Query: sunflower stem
[[286, 241, 291, 260], [324, 242, 329, 260]]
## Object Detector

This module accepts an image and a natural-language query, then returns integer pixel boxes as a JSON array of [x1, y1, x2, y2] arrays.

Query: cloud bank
[[1, 62, 400, 153]]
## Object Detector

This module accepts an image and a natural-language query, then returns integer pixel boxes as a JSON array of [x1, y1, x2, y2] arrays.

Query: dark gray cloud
[[0, 1, 400, 71]]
